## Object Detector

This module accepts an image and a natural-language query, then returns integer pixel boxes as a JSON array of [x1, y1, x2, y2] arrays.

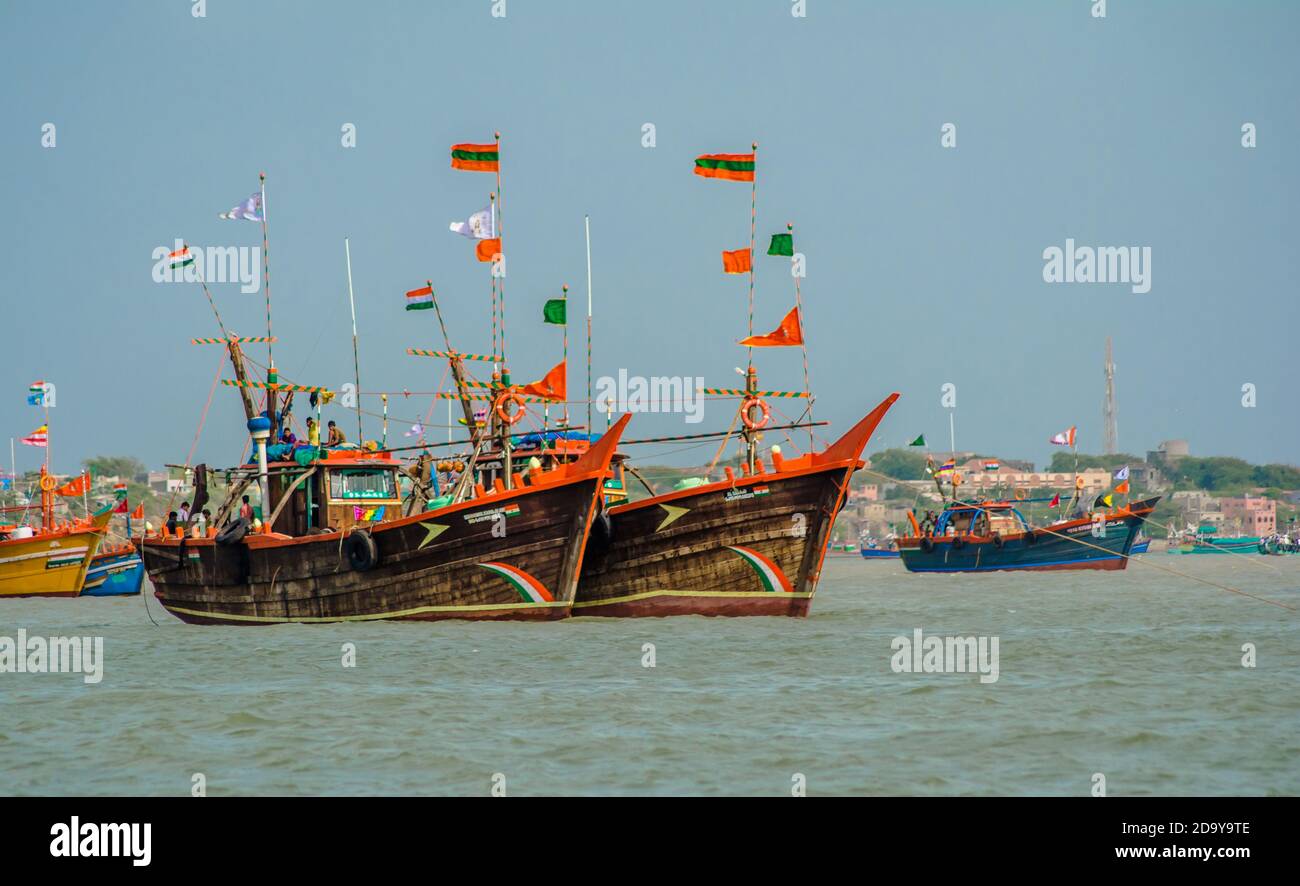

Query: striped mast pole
[[585, 214, 593, 438], [744, 142, 759, 473], [787, 221, 813, 450], [345, 238, 363, 445], [490, 192, 498, 373], [258, 172, 278, 438], [561, 284, 569, 426], [493, 131, 513, 489]]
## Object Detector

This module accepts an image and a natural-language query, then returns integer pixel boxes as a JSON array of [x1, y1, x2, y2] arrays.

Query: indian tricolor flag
[[983, 460, 1000, 471], [405, 285, 434, 311], [168, 246, 194, 269], [451, 143, 499, 173], [694, 152, 755, 182]]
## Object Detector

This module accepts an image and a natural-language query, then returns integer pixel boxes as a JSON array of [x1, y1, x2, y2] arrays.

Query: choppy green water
[[1, 556, 1296, 796]]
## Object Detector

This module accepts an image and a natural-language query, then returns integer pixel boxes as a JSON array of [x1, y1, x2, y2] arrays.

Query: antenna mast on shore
[[1103, 337, 1118, 455]]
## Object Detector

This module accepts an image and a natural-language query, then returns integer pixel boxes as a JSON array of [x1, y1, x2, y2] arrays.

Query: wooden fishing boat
[[895, 497, 1160, 573], [141, 415, 627, 625], [81, 542, 145, 597], [573, 394, 898, 617], [0, 469, 112, 598]]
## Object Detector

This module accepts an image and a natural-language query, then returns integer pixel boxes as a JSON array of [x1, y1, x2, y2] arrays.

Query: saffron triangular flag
[[721, 248, 752, 275], [451, 143, 499, 172], [405, 285, 434, 311], [1114, 480, 1130, 495], [131, 502, 145, 520], [519, 360, 566, 401], [476, 238, 502, 263], [54, 473, 89, 497], [739, 306, 803, 348], [909, 435, 926, 447], [694, 152, 755, 182]]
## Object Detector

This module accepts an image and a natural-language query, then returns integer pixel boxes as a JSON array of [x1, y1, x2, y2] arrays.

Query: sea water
[[1, 556, 1296, 796]]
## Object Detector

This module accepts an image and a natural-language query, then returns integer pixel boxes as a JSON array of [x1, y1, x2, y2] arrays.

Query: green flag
[[909, 435, 926, 447], [542, 299, 566, 325], [767, 232, 794, 256]]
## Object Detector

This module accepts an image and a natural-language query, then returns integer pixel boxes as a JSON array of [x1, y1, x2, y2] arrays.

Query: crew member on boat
[[326, 421, 346, 447], [306, 417, 320, 447]]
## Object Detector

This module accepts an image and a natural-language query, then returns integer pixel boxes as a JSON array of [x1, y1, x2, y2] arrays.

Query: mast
[[259, 172, 277, 437], [585, 214, 593, 436], [1103, 336, 1118, 455], [345, 238, 364, 444]]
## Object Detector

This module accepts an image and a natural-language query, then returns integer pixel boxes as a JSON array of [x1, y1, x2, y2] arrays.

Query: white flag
[[449, 205, 495, 239], [219, 192, 264, 221]]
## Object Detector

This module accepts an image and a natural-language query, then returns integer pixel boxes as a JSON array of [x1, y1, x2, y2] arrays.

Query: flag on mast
[[1049, 426, 1077, 446], [449, 206, 496, 239], [218, 192, 264, 221], [54, 473, 89, 497], [909, 435, 927, 447], [451, 143, 499, 172], [542, 299, 566, 325], [21, 425, 48, 447], [739, 306, 803, 348], [405, 285, 434, 311], [519, 360, 566, 401], [767, 233, 794, 256], [721, 248, 752, 274], [694, 152, 755, 182], [168, 246, 194, 269], [475, 238, 502, 262]]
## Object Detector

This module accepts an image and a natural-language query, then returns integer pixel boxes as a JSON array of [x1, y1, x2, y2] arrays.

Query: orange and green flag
[[694, 152, 755, 182], [721, 248, 752, 275], [739, 306, 803, 348], [451, 143, 499, 173]]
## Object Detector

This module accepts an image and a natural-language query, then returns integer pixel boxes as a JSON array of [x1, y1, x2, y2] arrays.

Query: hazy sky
[[2, 0, 1296, 475]]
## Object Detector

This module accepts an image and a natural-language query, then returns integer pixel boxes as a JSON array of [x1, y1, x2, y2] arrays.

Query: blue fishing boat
[[897, 497, 1159, 573], [81, 544, 144, 596], [1130, 539, 1151, 554]]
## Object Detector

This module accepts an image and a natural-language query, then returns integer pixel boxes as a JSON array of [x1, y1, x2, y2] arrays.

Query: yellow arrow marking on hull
[[656, 504, 689, 532], [418, 522, 450, 549]]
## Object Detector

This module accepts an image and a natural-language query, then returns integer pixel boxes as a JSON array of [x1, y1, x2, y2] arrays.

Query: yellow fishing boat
[[0, 467, 112, 599]]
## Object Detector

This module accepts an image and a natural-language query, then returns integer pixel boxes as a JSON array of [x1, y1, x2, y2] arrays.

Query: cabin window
[[329, 469, 396, 500]]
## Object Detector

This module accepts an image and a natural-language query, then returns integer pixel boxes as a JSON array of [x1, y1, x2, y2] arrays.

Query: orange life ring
[[495, 391, 527, 426], [1014, 488, 1026, 501], [740, 396, 771, 430], [39, 475, 57, 492], [1075, 476, 1086, 490]]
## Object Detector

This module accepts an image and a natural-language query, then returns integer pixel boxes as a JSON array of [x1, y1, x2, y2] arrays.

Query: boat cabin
[[262, 450, 404, 536], [932, 502, 1031, 538]]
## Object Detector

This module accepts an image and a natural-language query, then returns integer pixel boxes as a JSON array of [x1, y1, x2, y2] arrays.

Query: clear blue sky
[[2, 0, 1296, 474]]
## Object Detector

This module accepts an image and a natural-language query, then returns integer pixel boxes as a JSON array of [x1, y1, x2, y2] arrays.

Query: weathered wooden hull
[[143, 417, 630, 625], [574, 395, 899, 618], [897, 497, 1160, 573]]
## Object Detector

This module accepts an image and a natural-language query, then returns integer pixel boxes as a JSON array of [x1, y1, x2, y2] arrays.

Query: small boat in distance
[[896, 497, 1159, 573], [81, 542, 145, 597], [1167, 525, 1259, 554], [1, 467, 112, 598]]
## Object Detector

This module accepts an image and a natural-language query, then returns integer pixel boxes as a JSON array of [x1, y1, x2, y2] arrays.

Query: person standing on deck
[[177, 501, 191, 523], [238, 495, 254, 522], [306, 417, 320, 448]]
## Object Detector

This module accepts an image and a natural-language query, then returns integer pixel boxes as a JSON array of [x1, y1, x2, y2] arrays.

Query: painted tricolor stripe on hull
[[725, 546, 794, 593], [478, 562, 554, 603]]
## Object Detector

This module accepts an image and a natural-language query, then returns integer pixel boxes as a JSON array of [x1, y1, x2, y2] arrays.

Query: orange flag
[[520, 359, 566, 401], [54, 473, 90, 497], [739, 306, 803, 348], [476, 238, 502, 263], [721, 248, 752, 275], [1114, 479, 1130, 495], [131, 502, 145, 520]]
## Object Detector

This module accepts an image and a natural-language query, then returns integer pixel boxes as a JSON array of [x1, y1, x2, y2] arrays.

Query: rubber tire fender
[[345, 530, 379, 572], [215, 518, 249, 546]]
